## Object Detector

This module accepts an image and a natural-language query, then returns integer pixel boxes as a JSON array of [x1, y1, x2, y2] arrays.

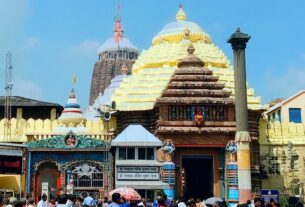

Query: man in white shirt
[[37, 195, 47, 207]]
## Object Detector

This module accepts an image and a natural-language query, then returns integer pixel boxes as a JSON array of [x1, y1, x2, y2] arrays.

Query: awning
[[115, 181, 168, 190], [0, 175, 21, 191], [0, 149, 23, 156]]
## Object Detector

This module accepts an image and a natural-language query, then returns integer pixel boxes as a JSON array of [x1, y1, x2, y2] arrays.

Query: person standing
[[83, 193, 93, 207], [1, 196, 5, 207], [37, 195, 48, 207], [253, 198, 262, 207], [102, 197, 108, 207], [108, 193, 121, 207], [47, 197, 56, 207], [120, 198, 130, 207], [57, 195, 68, 207], [27, 199, 35, 207], [75, 197, 83, 207]]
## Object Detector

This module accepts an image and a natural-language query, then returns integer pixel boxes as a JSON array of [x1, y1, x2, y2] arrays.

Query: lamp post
[[97, 103, 116, 197]]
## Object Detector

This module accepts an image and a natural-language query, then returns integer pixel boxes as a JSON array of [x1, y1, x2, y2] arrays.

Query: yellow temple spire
[[176, 4, 186, 21]]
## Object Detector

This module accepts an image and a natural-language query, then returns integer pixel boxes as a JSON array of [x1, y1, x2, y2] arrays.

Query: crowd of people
[[0, 193, 304, 207], [0, 192, 146, 207]]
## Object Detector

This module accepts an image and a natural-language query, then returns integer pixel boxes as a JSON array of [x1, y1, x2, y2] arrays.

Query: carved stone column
[[227, 27, 252, 203]]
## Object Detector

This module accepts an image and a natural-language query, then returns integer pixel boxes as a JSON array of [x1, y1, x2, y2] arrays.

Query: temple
[[26, 88, 113, 201], [4, 3, 305, 202], [109, 6, 265, 198], [88, 2, 139, 105], [156, 44, 235, 198]]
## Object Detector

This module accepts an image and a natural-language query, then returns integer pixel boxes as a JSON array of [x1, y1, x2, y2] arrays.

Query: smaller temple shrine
[[26, 89, 112, 201], [111, 124, 168, 202], [155, 45, 236, 198]]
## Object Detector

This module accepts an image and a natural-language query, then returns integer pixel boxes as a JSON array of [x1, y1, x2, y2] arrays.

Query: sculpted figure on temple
[[194, 106, 204, 126], [226, 140, 237, 162], [162, 139, 175, 161], [65, 132, 77, 147]]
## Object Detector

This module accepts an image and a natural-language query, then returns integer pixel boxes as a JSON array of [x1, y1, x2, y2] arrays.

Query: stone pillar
[[227, 27, 252, 203]]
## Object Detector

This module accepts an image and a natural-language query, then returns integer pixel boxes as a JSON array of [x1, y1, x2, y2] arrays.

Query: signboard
[[117, 172, 159, 180], [117, 166, 160, 181], [41, 182, 49, 199], [260, 189, 279, 202], [0, 155, 22, 174], [117, 166, 158, 173]]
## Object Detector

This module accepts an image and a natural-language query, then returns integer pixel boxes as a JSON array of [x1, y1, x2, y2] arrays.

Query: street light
[[96, 101, 116, 197]]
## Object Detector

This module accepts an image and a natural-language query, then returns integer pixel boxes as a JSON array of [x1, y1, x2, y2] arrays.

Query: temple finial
[[236, 26, 241, 32], [72, 73, 77, 89], [176, 4, 186, 21], [113, 0, 124, 43], [117, 0, 120, 16]]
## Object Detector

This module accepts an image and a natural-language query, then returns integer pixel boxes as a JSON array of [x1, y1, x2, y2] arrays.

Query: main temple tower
[[89, 2, 139, 105]]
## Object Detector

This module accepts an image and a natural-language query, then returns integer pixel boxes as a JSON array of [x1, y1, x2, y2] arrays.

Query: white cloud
[[67, 39, 101, 57], [13, 79, 43, 100]]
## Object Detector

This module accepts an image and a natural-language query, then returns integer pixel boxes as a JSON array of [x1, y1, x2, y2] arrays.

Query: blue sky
[[0, 0, 305, 109]]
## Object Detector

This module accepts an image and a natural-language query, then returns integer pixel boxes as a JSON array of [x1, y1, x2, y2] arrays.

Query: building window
[[138, 148, 154, 160], [137, 190, 154, 202], [277, 110, 281, 122], [289, 108, 302, 123], [70, 163, 103, 187], [127, 148, 135, 159], [129, 52, 134, 59], [119, 148, 126, 160], [118, 50, 122, 58], [186, 106, 192, 120], [119, 148, 135, 160], [170, 106, 177, 120]]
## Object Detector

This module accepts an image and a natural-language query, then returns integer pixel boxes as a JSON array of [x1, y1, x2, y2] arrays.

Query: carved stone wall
[[89, 58, 136, 105]]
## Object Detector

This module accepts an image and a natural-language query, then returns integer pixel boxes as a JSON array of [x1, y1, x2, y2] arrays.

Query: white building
[[111, 124, 168, 202]]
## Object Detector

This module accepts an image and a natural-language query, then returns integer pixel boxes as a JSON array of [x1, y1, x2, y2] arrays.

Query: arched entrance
[[35, 161, 60, 202]]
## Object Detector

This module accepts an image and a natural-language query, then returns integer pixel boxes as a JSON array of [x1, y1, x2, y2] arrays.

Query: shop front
[[0, 143, 26, 198], [27, 132, 111, 201]]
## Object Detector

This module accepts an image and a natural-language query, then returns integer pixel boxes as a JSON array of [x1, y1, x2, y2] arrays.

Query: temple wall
[[0, 118, 116, 142], [259, 117, 305, 194], [259, 119, 305, 145]]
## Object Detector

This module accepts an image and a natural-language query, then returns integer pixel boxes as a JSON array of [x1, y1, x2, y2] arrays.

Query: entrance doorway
[[182, 155, 213, 199], [36, 162, 59, 201]]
